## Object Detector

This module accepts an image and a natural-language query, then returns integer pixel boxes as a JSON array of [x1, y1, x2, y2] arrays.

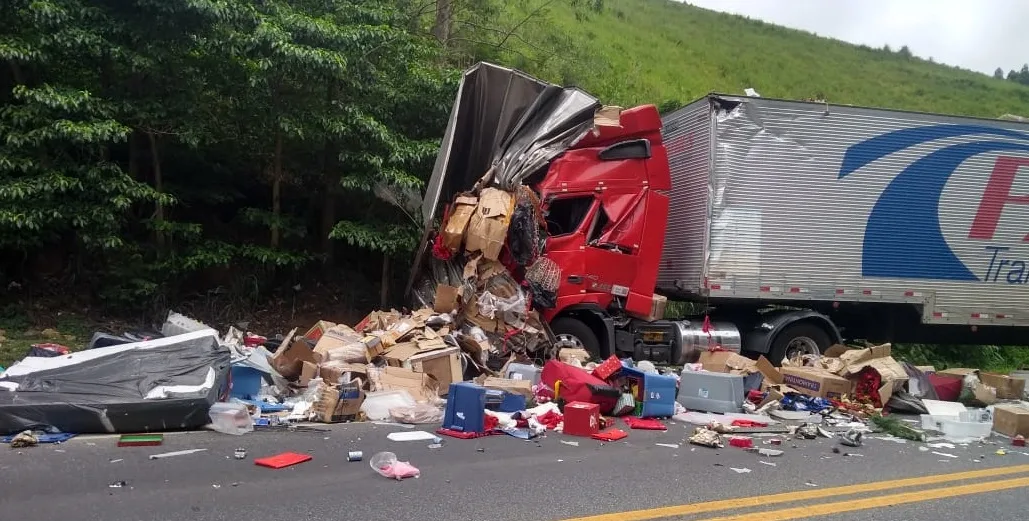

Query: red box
[[563, 401, 600, 437], [591, 355, 623, 381]]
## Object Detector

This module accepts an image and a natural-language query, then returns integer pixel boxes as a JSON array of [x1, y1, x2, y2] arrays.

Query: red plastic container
[[563, 401, 601, 437]]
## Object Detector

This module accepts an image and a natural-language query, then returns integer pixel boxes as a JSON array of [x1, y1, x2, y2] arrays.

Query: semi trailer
[[414, 62, 1029, 365]]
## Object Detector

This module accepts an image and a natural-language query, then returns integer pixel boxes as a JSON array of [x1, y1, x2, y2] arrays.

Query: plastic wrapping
[[389, 404, 445, 424], [370, 451, 420, 480]]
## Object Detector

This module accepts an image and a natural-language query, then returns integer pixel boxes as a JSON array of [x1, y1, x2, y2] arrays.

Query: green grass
[[0, 307, 93, 369], [501, 0, 1029, 118]]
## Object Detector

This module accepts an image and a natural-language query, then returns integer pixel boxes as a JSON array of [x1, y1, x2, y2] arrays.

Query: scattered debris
[[759, 460, 777, 467], [234, 448, 247, 460], [561, 440, 580, 447], [108, 480, 127, 488], [9, 430, 37, 448], [655, 443, 680, 449], [932, 451, 958, 458], [730, 467, 752, 474], [370, 451, 420, 480], [148, 448, 208, 460]]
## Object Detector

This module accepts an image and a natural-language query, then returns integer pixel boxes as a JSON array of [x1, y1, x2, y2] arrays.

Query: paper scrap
[[730, 467, 752, 474], [759, 460, 777, 467], [932, 451, 958, 458], [655, 443, 680, 449], [561, 440, 580, 447], [148, 448, 208, 460]]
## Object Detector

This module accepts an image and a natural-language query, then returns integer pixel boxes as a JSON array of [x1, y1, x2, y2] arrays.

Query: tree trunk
[[271, 130, 283, 249], [320, 83, 338, 264], [380, 253, 390, 308], [128, 131, 140, 179], [147, 131, 166, 253], [432, 0, 452, 44]]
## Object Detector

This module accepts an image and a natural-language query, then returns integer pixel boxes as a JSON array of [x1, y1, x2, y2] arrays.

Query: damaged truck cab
[[536, 105, 741, 364]]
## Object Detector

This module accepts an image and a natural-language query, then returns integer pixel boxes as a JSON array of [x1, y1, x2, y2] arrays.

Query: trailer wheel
[[550, 317, 602, 358], [768, 323, 831, 366]]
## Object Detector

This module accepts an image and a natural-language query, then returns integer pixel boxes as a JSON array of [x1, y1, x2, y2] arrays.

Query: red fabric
[[484, 415, 499, 431], [540, 360, 618, 414], [431, 232, 453, 260], [591, 428, 629, 441], [731, 419, 768, 428], [536, 410, 564, 430], [623, 417, 667, 430], [929, 374, 963, 402]]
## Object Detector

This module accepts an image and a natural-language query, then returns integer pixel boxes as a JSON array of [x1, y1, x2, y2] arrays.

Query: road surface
[[1, 420, 1026, 521]]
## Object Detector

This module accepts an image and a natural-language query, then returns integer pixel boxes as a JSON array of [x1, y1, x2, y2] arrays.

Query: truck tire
[[550, 317, 602, 358], [768, 322, 831, 366]]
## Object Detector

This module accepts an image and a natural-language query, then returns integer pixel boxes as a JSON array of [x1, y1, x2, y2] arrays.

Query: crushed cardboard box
[[465, 187, 515, 261], [442, 193, 478, 251], [699, 351, 756, 375], [979, 373, 1026, 400]]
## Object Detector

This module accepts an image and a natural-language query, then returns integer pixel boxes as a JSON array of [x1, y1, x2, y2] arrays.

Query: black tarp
[[0, 330, 230, 434]]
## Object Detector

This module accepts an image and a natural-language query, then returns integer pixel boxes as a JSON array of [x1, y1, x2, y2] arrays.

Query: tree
[[897, 45, 912, 59], [994, 67, 1005, 79]]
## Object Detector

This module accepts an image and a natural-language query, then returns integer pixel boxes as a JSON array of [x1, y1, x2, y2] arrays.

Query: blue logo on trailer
[[838, 124, 1029, 282]]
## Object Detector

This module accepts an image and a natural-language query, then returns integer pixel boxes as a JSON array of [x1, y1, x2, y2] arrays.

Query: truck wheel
[[550, 317, 603, 358], [768, 323, 831, 366]]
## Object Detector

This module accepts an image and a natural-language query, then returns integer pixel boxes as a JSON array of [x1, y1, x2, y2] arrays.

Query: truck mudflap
[[406, 62, 600, 298]]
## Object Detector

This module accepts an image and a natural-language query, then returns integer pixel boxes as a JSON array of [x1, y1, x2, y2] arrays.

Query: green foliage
[[5, 0, 1029, 320], [497, 0, 1029, 117], [891, 344, 1029, 372]]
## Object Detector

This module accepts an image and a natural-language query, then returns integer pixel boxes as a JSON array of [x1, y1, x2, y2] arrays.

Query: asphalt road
[[1, 420, 1027, 521]]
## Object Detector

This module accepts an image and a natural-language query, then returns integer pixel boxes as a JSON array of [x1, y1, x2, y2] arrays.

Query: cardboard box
[[937, 368, 978, 378], [355, 309, 401, 333], [993, 404, 1029, 438], [465, 188, 514, 261], [480, 376, 533, 398], [434, 284, 461, 313], [379, 318, 419, 347], [312, 384, 365, 423], [779, 366, 851, 399], [442, 194, 478, 251], [269, 328, 317, 379], [377, 366, 439, 402], [312, 325, 364, 363], [319, 362, 367, 386], [699, 351, 756, 374], [629, 294, 667, 322], [563, 401, 600, 437], [845, 355, 909, 406], [386, 344, 462, 395], [838, 344, 892, 369], [979, 373, 1026, 400], [756, 356, 784, 386], [299, 361, 319, 386], [303, 320, 337, 342]]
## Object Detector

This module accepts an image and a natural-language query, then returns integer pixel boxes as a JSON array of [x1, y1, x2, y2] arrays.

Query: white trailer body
[[658, 94, 1029, 328]]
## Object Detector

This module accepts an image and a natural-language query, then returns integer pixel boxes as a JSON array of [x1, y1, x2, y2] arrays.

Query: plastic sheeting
[[0, 330, 230, 434]]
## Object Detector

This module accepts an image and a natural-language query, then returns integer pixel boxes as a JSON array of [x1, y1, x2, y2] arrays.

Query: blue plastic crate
[[621, 367, 678, 418], [443, 382, 487, 433], [229, 366, 264, 400]]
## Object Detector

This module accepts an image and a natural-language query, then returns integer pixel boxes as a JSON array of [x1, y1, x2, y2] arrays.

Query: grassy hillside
[[501, 0, 1029, 118]]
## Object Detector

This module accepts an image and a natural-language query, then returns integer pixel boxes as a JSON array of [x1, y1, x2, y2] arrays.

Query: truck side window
[[587, 206, 610, 244], [545, 196, 593, 236]]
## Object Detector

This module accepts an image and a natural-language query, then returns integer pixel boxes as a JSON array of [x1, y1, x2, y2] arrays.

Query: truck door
[[583, 193, 645, 313]]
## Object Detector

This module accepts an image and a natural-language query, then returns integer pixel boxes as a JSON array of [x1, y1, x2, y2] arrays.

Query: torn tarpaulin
[[0, 330, 230, 434]]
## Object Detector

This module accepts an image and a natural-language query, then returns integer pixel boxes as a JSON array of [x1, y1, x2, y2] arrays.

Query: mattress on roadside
[[0, 330, 231, 435]]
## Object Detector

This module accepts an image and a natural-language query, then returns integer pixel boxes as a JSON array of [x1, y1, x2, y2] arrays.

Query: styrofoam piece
[[922, 399, 967, 417], [360, 390, 416, 421], [386, 431, 441, 442], [672, 411, 781, 425]]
